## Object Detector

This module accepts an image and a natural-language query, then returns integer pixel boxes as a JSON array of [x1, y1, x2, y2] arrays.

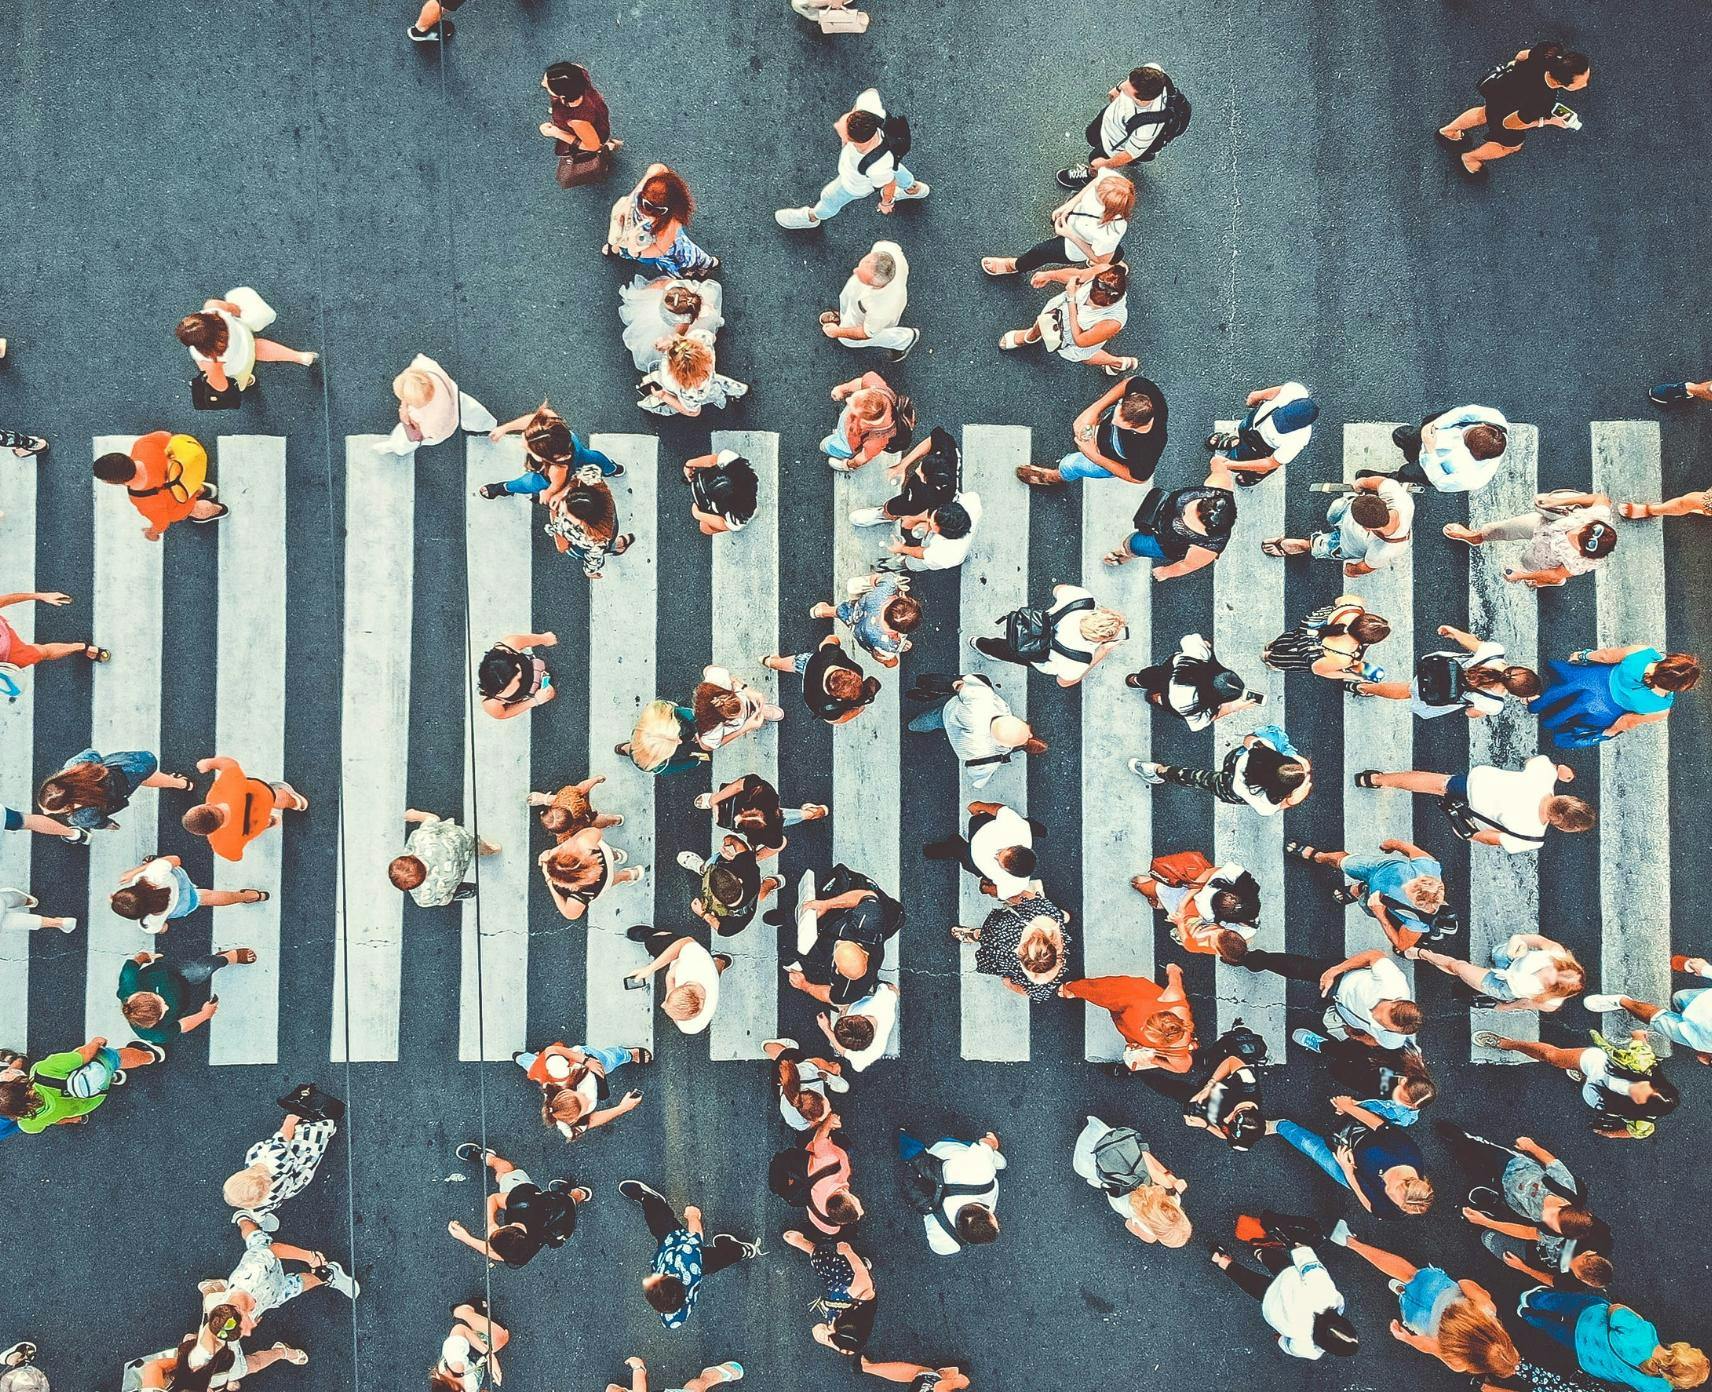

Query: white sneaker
[[320, 1260, 360, 1299], [57, 918, 77, 934], [774, 207, 820, 230], [849, 507, 888, 527], [894, 181, 930, 201], [1328, 1219, 1352, 1247], [1127, 759, 1165, 784], [677, 851, 708, 874], [1583, 994, 1625, 1012]]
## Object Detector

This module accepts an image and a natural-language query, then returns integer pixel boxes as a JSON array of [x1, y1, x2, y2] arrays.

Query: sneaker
[[888, 329, 920, 363], [407, 20, 452, 40], [1, 1345, 37, 1367], [718, 1233, 765, 1260], [319, 1260, 360, 1298], [59, 827, 91, 845], [57, 917, 78, 934], [111, 1068, 128, 1086], [676, 851, 709, 874], [619, 1178, 667, 1206], [1055, 164, 1093, 189], [511, 1050, 529, 1066], [849, 506, 888, 527], [606, 464, 627, 478], [1649, 384, 1690, 407], [127, 1041, 167, 1063], [774, 206, 820, 230], [626, 924, 655, 943], [1290, 1028, 1326, 1054], [455, 1143, 493, 1163], [968, 636, 993, 657], [1127, 759, 1164, 784], [893, 180, 930, 202], [1328, 1218, 1352, 1247]]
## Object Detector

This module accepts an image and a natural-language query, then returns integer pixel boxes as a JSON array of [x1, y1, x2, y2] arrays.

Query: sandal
[[999, 330, 1030, 351], [1617, 502, 1651, 519], [240, 890, 270, 904], [1102, 547, 1133, 567], [629, 1046, 655, 1064], [1434, 130, 1468, 151], [1101, 357, 1140, 376], [1353, 770, 1383, 788], [164, 772, 195, 791], [188, 502, 230, 524], [949, 924, 981, 944], [1259, 537, 1287, 557], [1205, 430, 1240, 452], [8, 437, 48, 459], [613, 533, 634, 555], [1283, 841, 1317, 860], [1442, 522, 1481, 544], [233, 948, 259, 963], [981, 256, 1018, 276], [1471, 1031, 1504, 1049], [1015, 464, 1062, 487]]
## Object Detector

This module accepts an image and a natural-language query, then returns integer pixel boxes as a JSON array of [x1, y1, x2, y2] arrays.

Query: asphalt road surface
[[2, 0, 1710, 1389]]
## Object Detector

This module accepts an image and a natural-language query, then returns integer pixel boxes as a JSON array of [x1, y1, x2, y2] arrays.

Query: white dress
[[638, 330, 749, 416], [619, 275, 726, 371], [189, 286, 276, 389]]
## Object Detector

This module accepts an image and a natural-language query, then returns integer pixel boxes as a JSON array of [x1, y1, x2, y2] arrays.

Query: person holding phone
[[1436, 42, 1591, 178]]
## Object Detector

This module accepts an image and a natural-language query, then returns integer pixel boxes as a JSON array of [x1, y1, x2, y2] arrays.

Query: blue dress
[[1530, 649, 1670, 749]]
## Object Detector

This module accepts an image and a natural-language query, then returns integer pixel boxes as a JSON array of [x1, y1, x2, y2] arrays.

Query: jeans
[[1274, 1119, 1350, 1191], [822, 431, 857, 461], [781, 806, 814, 828], [1654, 988, 1711, 1050], [1124, 531, 1168, 559], [497, 434, 620, 493], [1517, 1288, 1602, 1352], [514, 1045, 632, 1076], [1057, 449, 1115, 481], [810, 165, 918, 221], [907, 702, 947, 733]]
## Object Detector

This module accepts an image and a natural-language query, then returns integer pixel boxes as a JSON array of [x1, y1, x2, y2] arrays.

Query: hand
[[37, 591, 72, 606], [1501, 1251, 1528, 1272], [877, 200, 895, 215], [539, 121, 564, 138], [488, 427, 507, 443], [621, 1088, 644, 1108], [1029, 272, 1052, 289], [1556, 764, 1575, 782], [205, 998, 221, 1018], [536, 632, 558, 647], [1437, 624, 1454, 637], [626, 1359, 646, 1373], [787, 969, 808, 989], [1684, 957, 1711, 976], [533, 685, 558, 706], [886, 541, 905, 555], [1378, 838, 1402, 852], [625, 970, 646, 986], [1317, 966, 1341, 995], [1330, 1094, 1357, 1114], [90, 1035, 107, 1049], [1389, 1319, 1411, 1343], [1461, 1205, 1487, 1224]]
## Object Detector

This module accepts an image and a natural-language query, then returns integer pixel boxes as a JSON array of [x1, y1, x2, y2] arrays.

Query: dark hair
[[1128, 66, 1167, 100], [1555, 1205, 1602, 1240], [1118, 387, 1156, 426], [544, 61, 591, 99], [0, 1078, 39, 1119], [523, 418, 574, 465], [845, 108, 882, 142], [640, 168, 694, 224], [94, 451, 138, 484], [1465, 424, 1507, 461], [1349, 493, 1391, 530], [111, 881, 172, 921], [1090, 264, 1128, 302], [1348, 613, 1391, 646], [1545, 795, 1596, 833], [1225, 1107, 1264, 1151], [1245, 743, 1307, 803], [37, 762, 116, 817], [824, 1190, 863, 1226], [1468, 663, 1542, 698], [833, 1015, 875, 1051], [175, 312, 228, 354], [478, 646, 532, 702], [1212, 929, 1250, 964], [956, 1205, 999, 1244], [884, 595, 923, 633], [489, 1225, 536, 1267], [181, 804, 223, 837], [692, 682, 745, 736], [1210, 870, 1261, 925], [1547, 49, 1591, 81], [1578, 521, 1617, 559], [1314, 1310, 1361, 1356], [995, 845, 1036, 877], [706, 865, 745, 909], [934, 501, 973, 540], [1383, 999, 1425, 1033], [1197, 491, 1236, 534], [644, 1274, 687, 1313], [1650, 653, 1701, 692]]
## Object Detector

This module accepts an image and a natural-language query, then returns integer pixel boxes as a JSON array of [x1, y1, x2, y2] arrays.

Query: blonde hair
[[1127, 1184, 1191, 1247], [1017, 920, 1064, 979], [392, 369, 435, 407], [1406, 876, 1446, 911], [1398, 1176, 1435, 1214], [1085, 608, 1126, 643], [663, 336, 713, 388], [222, 1167, 270, 1210], [1095, 174, 1136, 223], [662, 983, 706, 1022], [1438, 1302, 1519, 1377], [628, 700, 686, 772], [1645, 1344, 1710, 1390], [542, 1085, 589, 1128]]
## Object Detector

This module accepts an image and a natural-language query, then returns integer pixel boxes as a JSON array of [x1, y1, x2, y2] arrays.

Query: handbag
[[556, 148, 609, 188], [818, 5, 870, 31], [190, 375, 241, 411]]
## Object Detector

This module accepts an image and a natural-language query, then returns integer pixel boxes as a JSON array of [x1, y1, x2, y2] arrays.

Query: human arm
[[540, 115, 601, 144], [584, 1089, 645, 1130], [1378, 837, 1432, 860], [1329, 1095, 1388, 1131], [1435, 623, 1486, 653], [1461, 1207, 1539, 1239], [1318, 949, 1382, 995], [788, 970, 835, 1004], [403, 808, 439, 824], [682, 1204, 704, 1236], [1188, 1054, 1243, 1106], [628, 936, 689, 982], [1506, 565, 1571, 587], [1150, 546, 1218, 580], [446, 1216, 501, 1262]]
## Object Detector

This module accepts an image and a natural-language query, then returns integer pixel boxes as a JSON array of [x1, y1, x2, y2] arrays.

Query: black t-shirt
[[707, 846, 764, 932], [718, 773, 785, 850], [496, 1183, 577, 1267], [1096, 378, 1167, 482], [803, 644, 871, 721], [1488, 47, 1561, 123], [1134, 487, 1235, 561], [891, 426, 961, 515]]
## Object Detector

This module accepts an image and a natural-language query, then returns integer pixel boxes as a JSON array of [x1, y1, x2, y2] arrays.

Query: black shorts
[[1482, 108, 1530, 149]]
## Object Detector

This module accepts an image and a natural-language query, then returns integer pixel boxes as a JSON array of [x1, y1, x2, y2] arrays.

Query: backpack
[[692, 454, 759, 525], [1414, 651, 1470, 707], [901, 1153, 992, 1248], [1003, 596, 1094, 664], [1124, 85, 1190, 160], [857, 114, 912, 174], [1090, 1125, 1150, 1195]]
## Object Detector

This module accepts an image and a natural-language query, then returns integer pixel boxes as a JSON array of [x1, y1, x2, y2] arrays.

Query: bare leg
[[1488, 1037, 1586, 1071], [860, 1359, 936, 1385], [1615, 996, 1662, 1023], [1083, 347, 1135, 370], [1355, 681, 1412, 701], [1622, 492, 1710, 519], [116, 1044, 160, 1068], [1343, 1231, 1421, 1284], [594, 813, 623, 829], [1413, 950, 1492, 992], [1440, 104, 1487, 138], [253, 338, 317, 367], [1463, 139, 1519, 171], [198, 888, 265, 907], [477, 838, 501, 856], [1369, 770, 1452, 796], [416, 0, 444, 25], [484, 1152, 518, 1179], [142, 770, 193, 790]]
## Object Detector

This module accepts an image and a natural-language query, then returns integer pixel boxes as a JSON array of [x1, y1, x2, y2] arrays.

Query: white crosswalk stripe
[[0, 457, 39, 1050]]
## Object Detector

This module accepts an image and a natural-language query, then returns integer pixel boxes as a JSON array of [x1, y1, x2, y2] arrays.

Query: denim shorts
[[1399, 1265, 1459, 1334], [1445, 773, 1469, 800], [1057, 449, 1115, 482]]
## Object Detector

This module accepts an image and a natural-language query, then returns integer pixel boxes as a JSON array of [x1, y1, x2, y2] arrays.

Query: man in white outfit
[[775, 88, 929, 229], [821, 242, 918, 361]]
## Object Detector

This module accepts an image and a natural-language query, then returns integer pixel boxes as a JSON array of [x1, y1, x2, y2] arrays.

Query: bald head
[[991, 715, 1031, 748], [832, 940, 871, 980]]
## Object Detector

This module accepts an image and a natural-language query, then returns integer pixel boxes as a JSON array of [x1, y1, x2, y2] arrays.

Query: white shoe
[[693, 793, 714, 810], [774, 207, 820, 229], [849, 507, 887, 527], [320, 1259, 360, 1299], [57, 918, 77, 934], [1583, 994, 1625, 1012], [1127, 759, 1165, 785], [894, 180, 930, 201], [764, 1037, 800, 1051], [677, 851, 708, 874]]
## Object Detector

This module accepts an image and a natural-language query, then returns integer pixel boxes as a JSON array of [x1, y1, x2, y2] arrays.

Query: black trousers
[[1221, 1242, 1291, 1300], [1014, 237, 1126, 275], [1239, 949, 1338, 983], [627, 1186, 750, 1274], [1438, 1123, 1517, 1195], [1319, 1036, 1412, 1096]]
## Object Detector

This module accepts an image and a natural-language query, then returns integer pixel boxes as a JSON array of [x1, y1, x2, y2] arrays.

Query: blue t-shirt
[[1353, 1126, 1424, 1220], [652, 1228, 704, 1329], [1344, 853, 1444, 935], [1610, 648, 1672, 716], [1574, 1302, 1672, 1392]]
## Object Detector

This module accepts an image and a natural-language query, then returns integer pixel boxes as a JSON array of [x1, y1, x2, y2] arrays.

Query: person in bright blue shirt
[[1517, 1289, 1706, 1392], [1530, 646, 1700, 748], [1288, 837, 1450, 953]]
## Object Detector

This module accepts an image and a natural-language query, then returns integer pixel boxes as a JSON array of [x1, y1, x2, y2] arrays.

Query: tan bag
[[818, 5, 870, 31]]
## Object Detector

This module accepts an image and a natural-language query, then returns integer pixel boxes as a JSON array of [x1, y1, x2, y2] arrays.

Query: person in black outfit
[[1436, 42, 1590, 178], [786, 864, 904, 1008], [765, 635, 880, 725], [1126, 632, 1263, 731], [1135, 1026, 1268, 1150], [1103, 455, 1236, 578], [1019, 376, 1166, 488], [679, 834, 779, 935], [697, 772, 825, 861], [447, 1145, 587, 1268], [852, 426, 960, 527]]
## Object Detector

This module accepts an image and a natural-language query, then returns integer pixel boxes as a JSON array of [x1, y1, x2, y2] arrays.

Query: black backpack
[[692, 454, 759, 525], [1003, 596, 1095, 664], [1125, 85, 1190, 160], [1415, 651, 1470, 707], [857, 114, 912, 174]]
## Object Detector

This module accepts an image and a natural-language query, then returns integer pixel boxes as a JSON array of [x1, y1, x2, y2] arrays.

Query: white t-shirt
[[1060, 182, 1126, 263], [1098, 83, 1167, 160], [907, 490, 981, 571], [1330, 480, 1415, 569], [1033, 583, 1113, 681], [1332, 957, 1416, 1050], [129, 856, 184, 935], [438, 1335, 483, 1392], [1465, 755, 1556, 853], [836, 982, 899, 1071], [1414, 642, 1508, 719], [835, 88, 896, 196], [1575, 1046, 1648, 1111], [1260, 1249, 1345, 1360], [666, 940, 721, 1034], [969, 805, 1035, 900], [924, 1139, 1004, 1256], [1252, 381, 1315, 464]]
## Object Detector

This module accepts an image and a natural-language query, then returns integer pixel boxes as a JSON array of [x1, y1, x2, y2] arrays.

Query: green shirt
[[116, 959, 184, 1044], [17, 1049, 108, 1133]]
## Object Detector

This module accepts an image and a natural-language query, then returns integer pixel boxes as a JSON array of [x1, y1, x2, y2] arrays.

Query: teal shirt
[[1575, 1302, 1671, 1392], [116, 959, 184, 1044], [1609, 648, 1672, 716]]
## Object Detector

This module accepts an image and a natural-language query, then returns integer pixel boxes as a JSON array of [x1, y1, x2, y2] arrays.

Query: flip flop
[[629, 1046, 655, 1064], [1471, 1031, 1504, 1049], [1353, 770, 1383, 788], [233, 948, 259, 963], [1434, 130, 1468, 151], [188, 502, 230, 524], [240, 891, 270, 904], [84, 646, 111, 662], [1259, 537, 1288, 557], [981, 257, 1018, 276], [1283, 841, 1318, 860]]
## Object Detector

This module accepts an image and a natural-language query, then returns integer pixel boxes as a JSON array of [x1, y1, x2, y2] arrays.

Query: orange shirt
[[126, 432, 206, 533], [1063, 975, 1195, 1061], [205, 760, 278, 862]]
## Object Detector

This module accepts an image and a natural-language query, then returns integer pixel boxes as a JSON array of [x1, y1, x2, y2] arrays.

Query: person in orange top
[[180, 756, 309, 862], [1059, 963, 1196, 1074], [92, 432, 227, 541]]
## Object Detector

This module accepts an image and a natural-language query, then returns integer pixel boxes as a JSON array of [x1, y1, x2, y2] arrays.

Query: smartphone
[[1551, 102, 1582, 130]]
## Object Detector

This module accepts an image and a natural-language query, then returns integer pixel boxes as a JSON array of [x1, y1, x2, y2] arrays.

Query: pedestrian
[[1241, 945, 1422, 1049], [818, 981, 900, 1073], [1126, 632, 1263, 729], [638, 333, 749, 417], [1059, 964, 1195, 1073], [691, 663, 785, 754], [898, 1129, 1003, 1255], [970, 583, 1128, 687], [1409, 934, 1585, 1014], [1000, 263, 1135, 373], [0, 886, 74, 935], [1473, 1029, 1679, 1140], [1070, 1115, 1191, 1245], [1134, 1025, 1268, 1149], [1130, 852, 1259, 962], [1284, 839, 1452, 954], [676, 834, 781, 935], [821, 371, 912, 472], [478, 400, 623, 499], [180, 755, 308, 861], [1647, 374, 1712, 409], [1529, 645, 1698, 748], [1618, 482, 1712, 520], [1272, 1101, 1435, 1218], [620, 1179, 762, 1327], [370, 354, 497, 457], [1360, 405, 1510, 493], [781, 1228, 875, 1358], [1102, 456, 1238, 575], [1058, 64, 1190, 188], [1355, 757, 1595, 854], [540, 828, 645, 921], [823, 242, 919, 361], [982, 173, 1133, 276], [36, 747, 192, 832], [1262, 477, 1414, 576], [605, 163, 719, 278], [773, 1109, 865, 1236], [1289, 1033, 1436, 1126], [682, 448, 759, 536], [532, 774, 625, 842], [548, 473, 634, 577], [622, 278, 725, 374], [1352, 622, 1540, 718], [905, 673, 1046, 787], [0, 804, 88, 845], [1583, 953, 1712, 1064], [389, 808, 500, 907], [764, 635, 881, 726], [1329, 1224, 1520, 1377], [1018, 375, 1167, 488], [1515, 1290, 1706, 1392], [201, 1214, 358, 1323], [605, 1357, 745, 1392], [617, 699, 710, 777], [540, 61, 620, 187], [223, 1086, 344, 1227], [0, 429, 46, 460], [476, 632, 558, 720], [694, 774, 826, 862], [775, 88, 927, 229], [0, 1035, 162, 1133], [176, 289, 316, 400], [446, 1143, 589, 1268], [626, 931, 731, 1036], [93, 433, 227, 537], [1129, 725, 1313, 816], [1262, 593, 1391, 685], [1444, 490, 1618, 587], [1208, 1213, 1358, 1360], [851, 426, 961, 529], [0, 1345, 47, 1392], [1437, 43, 1591, 179], [1204, 381, 1319, 486], [882, 491, 981, 573], [857, 1359, 970, 1391], [407, 0, 461, 41], [117, 947, 255, 1047], [811, 573, 921, 669], [923, 800, 1041, 899], [432, 1302, 510, 1391], [518, 1040, 649, 1142], [1437, 1123, 1614, 1291], [109, 854, 268, 934], [786, 865, 904, 1008], [765, 1038, 849, 1132], [127, 1319, 305, 1390], [952, 894, 1072, 1001]]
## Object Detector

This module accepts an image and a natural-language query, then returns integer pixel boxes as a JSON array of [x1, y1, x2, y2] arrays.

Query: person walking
[[433, 1303, 510, 1391], [1473, 1029, 1679, 1140], [540, 827, 645, 921], [1017, 375, 1167, 488], [1584, 953, 1712, 1064], [638, 335, 749, 418], [539, 61, 620, 187], [626, 931, 731, 1036], [0, 886, 74, 935], [1205, 382, 1319, 486], [1129, 725, 1312, 816], [1272, 1101, 1435, 1218], [970, 583, 1128, 687], [694, 774, 825, 862], [605, 1357, 745, 1392], [1444, 490, 1618, 587], [1070, 1115, 1192, 1245], [823, 242, 918, 361], [774, 1109, 865, 1237], [775, 89, 927, 229], [93, 433, 226, 537], [1409, 934, 1585, 1014], [181, 755, 307, 861], [370, 354, 497, 457], [533, 774, 623, 842], [605, 163, 719, 278], [1000, 264, 1135, 373], [477, 633, 557, 720], [786, 865, 904, 1009], [446, 1143, 588, 1268], [982, 174, 1133, 277], [518, 1039, 649, 1143], [1134, 1026, 1268, 1149], [117, 947, 256, 1047], [1058, 64, 1189, 188], [1647, 374, 1712, 410], [1289, 1035, 1436, 1128], [1529, 645, 1699, 747], [37, 747, 191, 832], [1515, 1291, 1707, 1392], [923, 800, 1041, 900], [1208, 1214, 1358, 1360], [1354, 757, 1594, 853], [1262, 477, 1414, 576], [0, 1035, 162, 1133], [1353, 622, 1540, 718], [905, 673, 1046, 789], [883, 491, 981, 573], [953, 895, 1072, 1001], [818, 980, 900, 1073], [1131, 853, 1259, 962], [1437, 43, 1591, 179], [691, 664, 785, 754], [850, 425, 961, 530], [858, 1359, 969, 1391], [821, 371, 912, 472], [1059, 964, 1195, 1073], [1102, 455, 1237, 575], [765, 1039, 848, 1133], [479, 400, 623, 499], [898, 1129, 1004, 1254], [624, 279, 726, 375], [1126, 632, 1262, 729], [1360, 404, 1510, 493], [223, 1086, 344, 1226], [1284, 839, 1450, 954], [1241, 946, 1421, 1050], [1262, 594, 1391, 685], [618, 699, 709, 777], [676, 834, 780, 935], [812, 573, 922, 669], [176, 288, 315, 401], [620, 1179, 762, 1327], [764, 634, 881, 726], [109, 854, 268, 935], [780, 1227, 875, 1359], [389, 808, 500, 907], [203, 1214, 359, 1324]]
